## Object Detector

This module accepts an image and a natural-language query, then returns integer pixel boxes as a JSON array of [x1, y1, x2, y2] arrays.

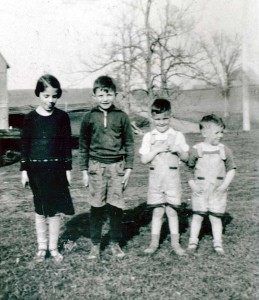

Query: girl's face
[[38, 86, 58, 112]]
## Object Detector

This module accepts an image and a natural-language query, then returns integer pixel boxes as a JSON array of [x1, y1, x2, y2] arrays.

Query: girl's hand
[[21, 171, 29, 188], [82, 170, 89, 187], [66, 170, 71, 185], [122, 169, 132, 190]]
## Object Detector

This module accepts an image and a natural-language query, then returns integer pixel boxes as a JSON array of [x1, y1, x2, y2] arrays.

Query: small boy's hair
[[199, 114, 226, 130], [151, 98, 171, 115], [35, 74, 62, 98], [93, 76, 116, 94]]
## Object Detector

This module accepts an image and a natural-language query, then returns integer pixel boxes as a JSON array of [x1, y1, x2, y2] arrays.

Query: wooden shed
[[0, 53, 10, 130]]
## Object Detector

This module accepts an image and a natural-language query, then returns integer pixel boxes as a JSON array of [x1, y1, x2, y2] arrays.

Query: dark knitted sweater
[[20, 108, 72, 171], [79, 105, 134, 170]]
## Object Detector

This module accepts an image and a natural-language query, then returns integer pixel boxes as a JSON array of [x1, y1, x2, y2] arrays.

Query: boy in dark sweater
[[79, 76, 134, 259]]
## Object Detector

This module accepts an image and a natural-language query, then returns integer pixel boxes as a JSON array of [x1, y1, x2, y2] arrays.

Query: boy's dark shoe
[[110, 243, 125, 258], [87, 244, 100, 260]]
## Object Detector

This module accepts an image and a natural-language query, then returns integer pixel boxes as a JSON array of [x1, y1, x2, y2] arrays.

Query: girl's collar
[[36, 106, 55, 116]]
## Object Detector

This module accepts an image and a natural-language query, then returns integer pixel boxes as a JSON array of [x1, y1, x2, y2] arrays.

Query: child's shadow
[[60, 203, 153, 250], [60, 204, 233, 250], [198, 212, 233, 240], [160, 203, 192, 243], [156, 204, 233, 244]]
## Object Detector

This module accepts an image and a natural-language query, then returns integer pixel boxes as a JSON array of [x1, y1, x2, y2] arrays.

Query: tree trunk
[[223, 94, 229, 118], [242, 82, 250, 131]]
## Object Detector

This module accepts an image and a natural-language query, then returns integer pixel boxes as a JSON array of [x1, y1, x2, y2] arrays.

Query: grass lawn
[[0, 130, 258, 300]]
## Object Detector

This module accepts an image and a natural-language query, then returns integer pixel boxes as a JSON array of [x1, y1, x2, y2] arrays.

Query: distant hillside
[[8, 88, 94, 107]]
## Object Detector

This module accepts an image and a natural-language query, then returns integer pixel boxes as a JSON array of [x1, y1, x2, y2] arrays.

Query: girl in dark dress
[[20, 74, 74, 263]]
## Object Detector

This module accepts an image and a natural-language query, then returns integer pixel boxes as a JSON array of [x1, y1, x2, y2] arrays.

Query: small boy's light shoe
[[187, 243, 198, 252], [34, 249, 47, 263], [172, 244, 187, 256], [110, 243, 125, 258], [171, 234, 187, 256], [144, 234, 159, 254], [50, 249, 63, 263], [214, 245, 225, 255], [87, 244, 100, 260], [143, 244, 158, 254]]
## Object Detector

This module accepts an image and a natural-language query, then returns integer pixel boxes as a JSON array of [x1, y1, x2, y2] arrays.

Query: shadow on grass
[[198, 212, 233, 240], [60, 203, 152, 250], [60, 202, 195, 250], [60, 203, 233, 250]]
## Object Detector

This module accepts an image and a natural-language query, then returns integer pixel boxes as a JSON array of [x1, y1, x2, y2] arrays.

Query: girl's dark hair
[[35, 74, 62, 98], [93, 76, 116, 94], [151, 98, 171, 115], [199, 114, 226, 130]]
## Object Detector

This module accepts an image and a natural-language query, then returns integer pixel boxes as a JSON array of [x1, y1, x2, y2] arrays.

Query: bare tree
[[190, 33, 241, 117], [78, 0, 198, 107], [150, 0, 196, 97]]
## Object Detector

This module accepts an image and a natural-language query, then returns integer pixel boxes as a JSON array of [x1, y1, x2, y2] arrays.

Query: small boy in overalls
[[139, 99, 189, 255], [188, 114, 236, 254]]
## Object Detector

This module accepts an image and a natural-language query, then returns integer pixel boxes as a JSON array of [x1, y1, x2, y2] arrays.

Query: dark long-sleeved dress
[[20, 108, 75, 217]]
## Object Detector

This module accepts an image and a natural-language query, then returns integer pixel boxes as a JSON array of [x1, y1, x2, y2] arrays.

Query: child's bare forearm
[[141, 149, 160, 164], [82, 170, 89, 187], [177, 151, 189, 162], [221, 169, 236, 190]]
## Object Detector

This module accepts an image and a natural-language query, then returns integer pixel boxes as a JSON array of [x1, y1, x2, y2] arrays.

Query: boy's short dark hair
[[199, 114, 226, 130], [35, 74, 62, 98], [151, 98, 171, 115], [93, 76, 116, 94]]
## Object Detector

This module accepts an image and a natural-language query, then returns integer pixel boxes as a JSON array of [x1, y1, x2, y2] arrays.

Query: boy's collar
[[92, 104, 118, 112], [153, 127, 175, 134]]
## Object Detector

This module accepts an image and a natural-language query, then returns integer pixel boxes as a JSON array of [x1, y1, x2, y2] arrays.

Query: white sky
[[0, 0, 258, 90]]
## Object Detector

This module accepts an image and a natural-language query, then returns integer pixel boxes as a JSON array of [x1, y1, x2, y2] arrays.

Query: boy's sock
[[188, 214, 203, 250], [171, 234, 186, 256], [90, 206, 105, 244], [188, 237, 199, 250], [49, 214, 63, 262], [107, 204, 123, 244], [35, 213, 48, 250], [144, 234, 160, 254], [48, 214, 61, 251], [209, 215, 224, 254]]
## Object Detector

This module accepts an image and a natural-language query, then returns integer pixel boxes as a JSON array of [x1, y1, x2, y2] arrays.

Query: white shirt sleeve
[[139, 132, 152, 155], [175, 132, 189, 152]]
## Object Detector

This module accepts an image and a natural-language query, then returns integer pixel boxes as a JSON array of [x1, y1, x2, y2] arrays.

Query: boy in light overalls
[[139, 99, 189, 255], [188, 114, 236, 254]]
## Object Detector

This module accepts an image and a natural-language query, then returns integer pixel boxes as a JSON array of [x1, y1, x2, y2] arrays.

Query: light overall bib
[[147, 133, 182, 207], [192, 143, 227, 215]]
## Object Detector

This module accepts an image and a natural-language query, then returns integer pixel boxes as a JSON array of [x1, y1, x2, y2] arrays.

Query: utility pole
[[242, 2, 250, 131]]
